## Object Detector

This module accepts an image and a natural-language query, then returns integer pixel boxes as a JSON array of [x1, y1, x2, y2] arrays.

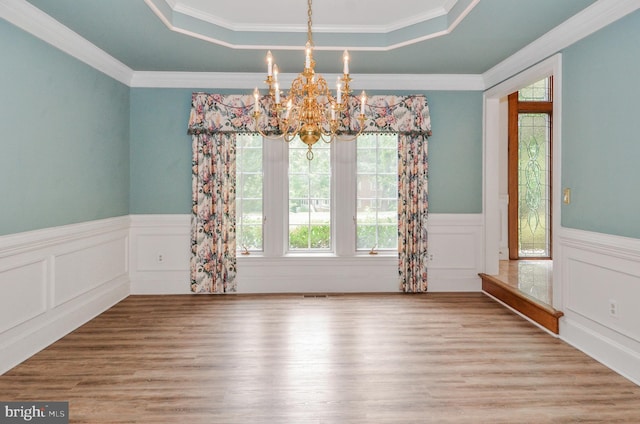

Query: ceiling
[[23, 0, 597, 76]]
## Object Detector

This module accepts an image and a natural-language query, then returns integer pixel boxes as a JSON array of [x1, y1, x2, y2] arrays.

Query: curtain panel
[[190, 132, 237, 293], [187, 92, 432, 293]]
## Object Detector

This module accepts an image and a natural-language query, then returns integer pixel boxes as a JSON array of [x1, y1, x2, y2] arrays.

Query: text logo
[[0, 402, 68, 423]]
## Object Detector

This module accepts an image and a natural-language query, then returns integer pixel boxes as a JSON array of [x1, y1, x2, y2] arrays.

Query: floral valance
[[187, 92, 431, 136]]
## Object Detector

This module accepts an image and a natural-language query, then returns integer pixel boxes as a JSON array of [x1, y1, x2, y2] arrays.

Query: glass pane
[[357, 149, 377, 173], [357, 134, 376, 148], [377, 199, 397, 225], [518, 113, 550, 257], [356, 134, 398, 251], [378, 135, 398, 149], [377, 225, 398, 249], [289, 148, 309, 174], [356, 225, 377, 249], [242, 199, 263, 217], [241, 174, 262, 198], [240, 148, 262, 172], [236, 134, 263, 252], [377, 175, 397, 198], [310, 148, 330, 172], [310, 176, 330, 199], [289, 175, 309, 199], [288, 225, 308, 249], [288, 140, 331, 251], [238, 225, 263, 250], [518, 77, 551, 102], [378, 149, 397, 173], [309, 225, 330, 248]]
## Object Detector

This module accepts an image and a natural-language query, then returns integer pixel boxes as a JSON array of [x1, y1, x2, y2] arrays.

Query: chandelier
[[252, 0, 367, 160]]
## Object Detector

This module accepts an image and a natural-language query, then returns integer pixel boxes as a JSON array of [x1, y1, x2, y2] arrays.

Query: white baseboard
[[562, 317, 640, 386], [129, 213, 484, 294], [0, 217, 130, 374]]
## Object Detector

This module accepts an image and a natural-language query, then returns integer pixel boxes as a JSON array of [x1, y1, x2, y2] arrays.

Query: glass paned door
[[518, 114, 550, 257]]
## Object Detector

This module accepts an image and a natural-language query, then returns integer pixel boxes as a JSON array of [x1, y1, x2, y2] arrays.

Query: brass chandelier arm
[[252, 0, 367, 160]]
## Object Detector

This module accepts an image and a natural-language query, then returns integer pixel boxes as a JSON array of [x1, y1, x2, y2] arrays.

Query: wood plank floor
[[1, 293, 640, 423]]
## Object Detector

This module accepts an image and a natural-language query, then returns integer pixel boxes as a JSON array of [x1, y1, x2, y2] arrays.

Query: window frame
[[508, 76, 553, 260], [237, 134, 398, 258]]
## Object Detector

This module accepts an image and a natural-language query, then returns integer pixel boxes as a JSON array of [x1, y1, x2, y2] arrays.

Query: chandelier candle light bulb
[[253, 87, 259, 113], [343, 50, 349, 74], [251, 0, 367, 160], [267, 51, 273, 76]]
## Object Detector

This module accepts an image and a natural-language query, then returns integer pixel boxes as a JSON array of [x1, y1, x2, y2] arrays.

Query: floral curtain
[[187, 92, 431, 294], [190, 132, 237, 293], [398, 134, 429, 293]]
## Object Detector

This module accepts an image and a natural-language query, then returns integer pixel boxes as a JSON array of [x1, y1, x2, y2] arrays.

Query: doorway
[[483, 54, 563, 313], [508, 77, 553, 260]]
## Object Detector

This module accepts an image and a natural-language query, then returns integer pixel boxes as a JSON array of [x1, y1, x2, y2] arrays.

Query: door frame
[[483, 54, 563, 310]]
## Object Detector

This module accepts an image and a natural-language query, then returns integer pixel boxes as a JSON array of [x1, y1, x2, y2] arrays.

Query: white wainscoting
[[129, 214, 484, 294], [0, 217, 130, 375], [558, 227, 640, 385], [129, 214, 191, 294]]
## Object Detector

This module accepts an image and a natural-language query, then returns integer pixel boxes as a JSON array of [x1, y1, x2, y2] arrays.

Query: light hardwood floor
[[1, 293, 639, 423]]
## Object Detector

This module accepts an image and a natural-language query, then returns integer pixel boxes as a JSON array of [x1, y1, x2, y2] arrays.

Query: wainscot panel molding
[[129, 214, 191, 294], [128, 214, 484, 294], [558, 227, 640, 386], [0, 216, 130, 375]]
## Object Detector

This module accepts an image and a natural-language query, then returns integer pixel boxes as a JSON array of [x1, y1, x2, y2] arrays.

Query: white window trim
[[246, 135, 397, 258]]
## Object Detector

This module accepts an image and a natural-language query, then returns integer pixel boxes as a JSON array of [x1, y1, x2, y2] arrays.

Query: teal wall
[[129, 89, 483, 214], [426, 91, 483, 213], [0, 20, 130, 236], [562, 10, 640, 239], [129, 88, 194, 214], [8, 6, 639, 238]]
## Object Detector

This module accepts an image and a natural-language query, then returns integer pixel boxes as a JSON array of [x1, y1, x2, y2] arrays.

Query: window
[[235, 134, 399, 255], [356, 134, 398, 251], [288, 140, 331, 251], [236, 134, 263, 251]]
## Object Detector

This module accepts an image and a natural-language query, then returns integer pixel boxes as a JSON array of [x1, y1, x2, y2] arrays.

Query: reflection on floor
[[497, 260, 553, 306], [479, 260, 563, 334]]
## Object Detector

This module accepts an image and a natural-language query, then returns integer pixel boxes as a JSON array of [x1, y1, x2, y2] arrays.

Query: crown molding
[[0, 0, 133, 86], [130, 71, 485, 91], [482, 0, 640, 90]]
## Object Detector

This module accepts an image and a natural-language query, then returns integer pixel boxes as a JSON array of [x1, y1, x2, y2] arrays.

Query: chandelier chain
[[307, 0, 314, 46]]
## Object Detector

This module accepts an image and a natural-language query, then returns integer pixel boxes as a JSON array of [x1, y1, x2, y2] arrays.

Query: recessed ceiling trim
[[144, 0, 479, 51], [170, 0, 456, 34]]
